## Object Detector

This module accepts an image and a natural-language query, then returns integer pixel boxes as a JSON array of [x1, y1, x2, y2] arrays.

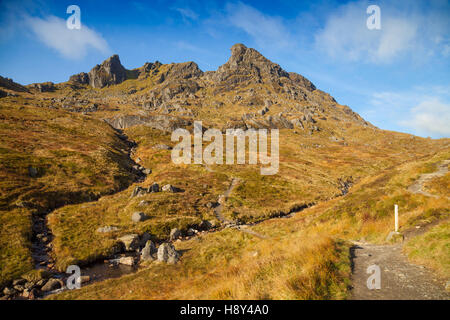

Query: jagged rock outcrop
[[69, 72, 89, 85], [27, 82, 55, 92], [0, 75, 29, 92], [210, 43, 289, 84], [88, 55, 127, 88], [103, 114, 191, 132]]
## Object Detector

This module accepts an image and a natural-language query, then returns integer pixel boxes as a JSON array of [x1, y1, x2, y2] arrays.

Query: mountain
[[0, 44, 448, 300]]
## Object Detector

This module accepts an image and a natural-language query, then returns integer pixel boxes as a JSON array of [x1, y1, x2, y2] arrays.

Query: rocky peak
[[165, 61, 203, 80], [212, 43, 289, 83], [88, 54, 127, 88]]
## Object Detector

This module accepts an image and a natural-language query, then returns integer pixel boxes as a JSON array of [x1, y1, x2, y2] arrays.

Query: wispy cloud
[[224, 2, 292, 49], [400, 99, 450, 137], [25, 15, 110, 59], [314, 0, 450, 64], [173, 7, 199, 22], [368, 86, 450, 138]]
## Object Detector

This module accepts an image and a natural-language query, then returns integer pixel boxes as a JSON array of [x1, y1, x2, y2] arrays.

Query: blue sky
[[0, 0, 449, 138]]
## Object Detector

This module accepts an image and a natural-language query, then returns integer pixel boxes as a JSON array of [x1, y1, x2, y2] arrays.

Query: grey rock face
[[69, 72, 90, 85], [88, 55, 127, 88]]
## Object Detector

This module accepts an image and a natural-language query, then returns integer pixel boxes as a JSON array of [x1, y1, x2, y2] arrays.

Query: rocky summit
[[0, 43, 448, 301]]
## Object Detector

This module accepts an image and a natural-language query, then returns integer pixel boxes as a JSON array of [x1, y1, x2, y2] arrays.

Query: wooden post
[[395, 204, 399, 232]]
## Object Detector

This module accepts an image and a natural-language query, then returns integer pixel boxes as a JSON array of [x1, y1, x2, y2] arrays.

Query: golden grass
[[404, 221, 450, 277]]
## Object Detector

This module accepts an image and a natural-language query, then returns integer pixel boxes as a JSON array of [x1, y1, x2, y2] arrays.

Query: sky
[[0, 0, 449, 138]]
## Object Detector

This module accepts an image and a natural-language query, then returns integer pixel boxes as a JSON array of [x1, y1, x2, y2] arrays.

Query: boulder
[[186, 228, 197, 236], [3, 287, 16, 296], [41, 278, 63, 292], [148, 183, 159, 193], [138, 200, 149, 207], [118, 234, 140, 251], [140, 240, 157, 261], [199, 220, 213, 230], [169, 228, 181, 240], [130, 186, 147, 198], [131, 211, 148, 223], [119, 256, 135, 266], [28, 166, 38, 178], [157, 243, 180, 264], [161, 184, 179, 193]]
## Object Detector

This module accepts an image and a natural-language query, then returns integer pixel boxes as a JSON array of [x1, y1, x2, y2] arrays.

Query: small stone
[[96, 226, 119, 233], [118, 234, 140, 251], [162, 184, 178, 193], [41, 278, 62, 292], [3, 287, 16, 296], [186, 228, 196, 236], [142, 168, 152, 175], [80, 276, 90, 284], [148, 183, 159, 193], [131, 211, 148, 223], [170, 228, 181, 240], [138, 200, 149, 207], [12, 279, 26, 286], [13, 285, 24, 292], [28, 166, 38, 177], [119, 256, 135, 266], [199, 220, 213, 230]]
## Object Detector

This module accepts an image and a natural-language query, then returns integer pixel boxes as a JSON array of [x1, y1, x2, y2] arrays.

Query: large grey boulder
[[157, 243, 180, 264]]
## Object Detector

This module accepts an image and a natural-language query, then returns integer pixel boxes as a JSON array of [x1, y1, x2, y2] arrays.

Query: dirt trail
[[407, 160, 449, 199], [350, 240, 448, 300], [213, 178, 240, 224], [351, 160, 450, 300]]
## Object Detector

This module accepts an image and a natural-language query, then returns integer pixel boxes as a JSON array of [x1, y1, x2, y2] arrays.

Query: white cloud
[[400, 99, 450, 137], [224, 2, 292, 49], [174, 7, 199, 22], [367, 86, 450, 138], [25, 15, 110, 59], [314, 0, 449, 63]]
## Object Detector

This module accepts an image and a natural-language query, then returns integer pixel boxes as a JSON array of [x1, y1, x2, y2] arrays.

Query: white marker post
[[394, 204, 399, 232]]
